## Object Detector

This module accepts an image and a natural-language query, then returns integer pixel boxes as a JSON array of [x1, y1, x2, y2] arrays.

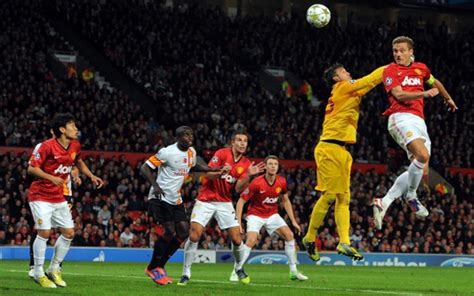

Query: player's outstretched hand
[[91, 175, 105, 188], [248, 161, 266, 176], [423, 88, 439, 98], [50, 175, 64, 187], [444, 97, 458, 112]]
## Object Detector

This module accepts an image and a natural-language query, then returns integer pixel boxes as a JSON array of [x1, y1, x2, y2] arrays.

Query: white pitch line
[[3, 269, 427, 296]]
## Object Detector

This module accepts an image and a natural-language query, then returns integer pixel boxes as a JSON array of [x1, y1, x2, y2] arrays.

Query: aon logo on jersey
[[54, 164, 72, 175], [221, 174, 237, 184], [402, 76, 422, 86], [262, 197, 278, 204]]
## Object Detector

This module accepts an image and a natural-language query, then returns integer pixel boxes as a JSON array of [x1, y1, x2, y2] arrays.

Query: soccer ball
[[306, 4, 331, 28]]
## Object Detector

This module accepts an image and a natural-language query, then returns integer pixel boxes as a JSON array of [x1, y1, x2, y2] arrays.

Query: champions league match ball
[[306, 4, 331, 28]]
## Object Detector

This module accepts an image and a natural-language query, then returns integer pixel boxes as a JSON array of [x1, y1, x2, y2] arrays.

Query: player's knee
[[231, 234, 242, 246], [189, 227, 201, 243], [37, 230, 50, 239], [62, 229, 74, 239], [285, 232, 294, 241], [176, 224, 190, 241], [246, 237, 257, 247], [415, 154, 429, 164]]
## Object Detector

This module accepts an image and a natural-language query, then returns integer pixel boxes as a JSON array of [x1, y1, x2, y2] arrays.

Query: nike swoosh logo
[[54, 156, 61, 159], [259, 190, 266, 194]]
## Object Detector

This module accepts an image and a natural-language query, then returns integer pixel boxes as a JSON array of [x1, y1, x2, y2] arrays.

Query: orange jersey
[[321, 66, 384, 144]]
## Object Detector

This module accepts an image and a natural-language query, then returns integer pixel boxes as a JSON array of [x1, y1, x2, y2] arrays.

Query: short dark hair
[[231, 128, 249, 140], [323, 63, 344, 86], [392, 36, 414, 49], [175, 126, 193, 138], [264, 155, 279, 164], [50, 113, 76, 138]]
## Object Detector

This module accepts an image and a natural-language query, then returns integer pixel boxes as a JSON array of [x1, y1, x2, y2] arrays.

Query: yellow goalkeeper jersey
[[320, 66, 384, 144]]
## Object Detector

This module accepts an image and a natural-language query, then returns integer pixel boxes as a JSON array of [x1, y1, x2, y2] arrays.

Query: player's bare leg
[[33, 229, 56, 288], [277, 226, 308, 281], [230, 232, 256, 282], [179, 222, 204, 285], [46, 227, 73, 287]]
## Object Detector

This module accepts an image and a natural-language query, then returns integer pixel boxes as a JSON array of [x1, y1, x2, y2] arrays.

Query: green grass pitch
[[1, 260, 473, 295]]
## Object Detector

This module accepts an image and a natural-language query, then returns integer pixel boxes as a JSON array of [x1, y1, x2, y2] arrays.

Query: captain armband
[[426, 74, 436, 86]]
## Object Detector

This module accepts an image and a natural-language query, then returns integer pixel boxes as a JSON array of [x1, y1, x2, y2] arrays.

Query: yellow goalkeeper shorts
[[314, 141, 352, 194]]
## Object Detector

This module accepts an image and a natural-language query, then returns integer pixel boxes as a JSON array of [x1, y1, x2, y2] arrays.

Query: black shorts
[[148, 199, 187, 224]]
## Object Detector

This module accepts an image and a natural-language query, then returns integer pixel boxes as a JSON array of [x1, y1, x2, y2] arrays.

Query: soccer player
[[373, 36, 458, 230], [28, 113, 104, 288], [178, 129, 265, 285], [230, 155, 308, 281], [302, 63, 386, 261], [28, 165, 80, 278], [142, 126, 225, 285]]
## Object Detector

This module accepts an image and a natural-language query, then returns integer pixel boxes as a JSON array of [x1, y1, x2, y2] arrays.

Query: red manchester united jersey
[[28, 138, 81, 203], [197, 147, 251, 202], [382, 62, 431, 119], [241, 175, 288, 218]]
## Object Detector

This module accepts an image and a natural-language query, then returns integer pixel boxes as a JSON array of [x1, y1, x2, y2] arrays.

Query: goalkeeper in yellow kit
[[302, 64, 385, 261]]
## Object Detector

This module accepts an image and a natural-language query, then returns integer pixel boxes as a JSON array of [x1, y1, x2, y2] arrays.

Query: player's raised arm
[[235, 161, 265, 193], [337, 66, 385, 95]]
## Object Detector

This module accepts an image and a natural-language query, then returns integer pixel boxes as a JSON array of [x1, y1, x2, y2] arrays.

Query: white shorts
[[388, 112, 431, 160], [191, 200, 239, 230], [246, 214, 288, 235], [29, 201, 74, 230]]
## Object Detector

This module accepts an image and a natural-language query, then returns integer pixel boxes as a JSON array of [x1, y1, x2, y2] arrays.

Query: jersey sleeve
[[74, 141, 82, 163], [280, 178, 288, 194], [29, 142, 50, 168], [146, 147, 168, 169], [383, 65, 401, 93], [240, 180, 256, 201], [338, 66, 384, 96], [422, 64, 432, 83], [208, 149, 224, 169]]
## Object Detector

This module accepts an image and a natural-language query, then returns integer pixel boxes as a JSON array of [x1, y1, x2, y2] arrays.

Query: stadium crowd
[[0, 152, 472, 254], [0, 0, 472, 255]]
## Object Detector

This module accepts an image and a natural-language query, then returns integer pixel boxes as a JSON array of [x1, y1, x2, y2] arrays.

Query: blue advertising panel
[[216, 250, 474, 267], [1, 247, 473, 267]]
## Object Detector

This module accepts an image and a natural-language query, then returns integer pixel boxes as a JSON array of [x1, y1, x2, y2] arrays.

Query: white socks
[[182, 239, 197, 278], [406, 159, 425, 200], [234, 244, 252, 271], [232, 242, 246, 270], [49, 235, 72, 272], [285, 240, 297, 273], [33, 235, 48, 277], [381, 171, 409, 209]]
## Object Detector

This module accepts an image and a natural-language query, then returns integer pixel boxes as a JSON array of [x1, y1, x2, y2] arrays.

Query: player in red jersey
[[373, 36, 458, 229], [228, 155, 307, 281], [178, 129, 265, 285], [28, 114, 104, 288]]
